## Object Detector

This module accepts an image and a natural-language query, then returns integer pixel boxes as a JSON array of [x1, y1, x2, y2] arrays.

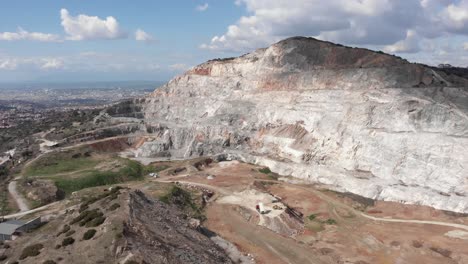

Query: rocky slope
[[0, 188, 234, 264], [137, 37, 468, 213]]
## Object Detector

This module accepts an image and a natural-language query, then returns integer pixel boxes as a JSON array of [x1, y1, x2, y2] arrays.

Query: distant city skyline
[[0, 0, 467, 82]]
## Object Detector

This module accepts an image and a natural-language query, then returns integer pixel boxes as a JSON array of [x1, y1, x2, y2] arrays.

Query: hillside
[[0, 188, 234, 264], [133, 36, 468, 213]]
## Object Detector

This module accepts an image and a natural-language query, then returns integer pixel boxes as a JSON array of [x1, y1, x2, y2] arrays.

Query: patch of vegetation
[[308, 214, 317, 221], [83, 229, 97, 240], [323, 218, 337, 225], [70, 208, 104, 226], [144, 165, 169, 174], [56, 225, 70, 236], [108, 203, 120, 211], [0, 187, 12, 216], [259, 167, 271, 174], [61, 237, 75, 247], [24, 151, 99, 177], [160, 185, 206, 221], [43, 260, 57, 264], [85, 215, 106, 227], [19, 243, 44, 260], [82, 186, 122, 205], [54, 160, 142, 195], [65, 230, 76, 237]]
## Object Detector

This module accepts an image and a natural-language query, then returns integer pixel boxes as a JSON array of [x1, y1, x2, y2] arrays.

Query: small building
[[0, 220, 25, 241], [0, 217, 42, 241]]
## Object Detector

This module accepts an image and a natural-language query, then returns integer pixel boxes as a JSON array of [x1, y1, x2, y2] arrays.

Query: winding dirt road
[[7, 180, 29, 212]]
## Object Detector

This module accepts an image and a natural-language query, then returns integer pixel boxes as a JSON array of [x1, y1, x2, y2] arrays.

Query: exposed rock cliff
[[139, 37, 468, 213]]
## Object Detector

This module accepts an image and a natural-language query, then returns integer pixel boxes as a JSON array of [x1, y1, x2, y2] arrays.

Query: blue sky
[[0, 0, 467, 82]]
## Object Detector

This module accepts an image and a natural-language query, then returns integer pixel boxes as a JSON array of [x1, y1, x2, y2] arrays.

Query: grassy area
[[54, 160, 144, 195], [0, 187, 13, 215], [23, 150, 100, 177], [20, 147, 148, 195]]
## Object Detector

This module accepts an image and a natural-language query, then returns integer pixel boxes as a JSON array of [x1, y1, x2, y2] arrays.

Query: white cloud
[[201, 0, 468, 66], [135, 29, 154, 42], [196, 3, 209, 12], [0, 59, 18, 70], [169, 63, 190, 71], [41, 58, 64, 70], [60, 8, 127, 40], [0, 52, 170, 74], [440, 0, 468, 34], [383, 30, 420, 53], [464, 42, 468, 50], [0, 27, 60, 42]]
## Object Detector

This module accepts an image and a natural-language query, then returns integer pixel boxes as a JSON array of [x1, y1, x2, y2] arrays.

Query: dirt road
[[7, 180, 29, 212], [3, 201, 59, 220], [360, 212, 468, 231]]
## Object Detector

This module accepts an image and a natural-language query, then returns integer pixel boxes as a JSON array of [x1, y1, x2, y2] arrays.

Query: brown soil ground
[[154, 160, 468, 264]]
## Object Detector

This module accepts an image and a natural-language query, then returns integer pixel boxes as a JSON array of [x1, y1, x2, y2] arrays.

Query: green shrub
[[85, 216, 106, 227], [61, 237, 75, 247], [160, 186, 205, 221], [108, 203, 120, 211], [70, 209, 103, 226], [56, 224, 70, 236], [324, 218, 337, 225], [308, 214, 317, 221], [83, 229, 97, 240], [259, 167, 271, 174], [65, 230, 76, 237], [19, 243, 43, 260], [160, 186, 193, 208]]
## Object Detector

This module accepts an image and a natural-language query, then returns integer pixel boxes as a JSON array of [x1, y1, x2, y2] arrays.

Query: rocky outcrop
[[125, 190, 233, 264], [138, 37, 468, 213]]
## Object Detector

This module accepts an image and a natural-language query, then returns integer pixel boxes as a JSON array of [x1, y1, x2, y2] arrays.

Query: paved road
[[7, 180, 29, 212]]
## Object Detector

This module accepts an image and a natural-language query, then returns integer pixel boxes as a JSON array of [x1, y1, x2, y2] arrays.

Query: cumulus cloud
[[0, 59, 18, 70], [60, 8, 127, 40], [439, 0, 468, 34], [135, 29, 154, 42], [196, 3, 209, 12], [0, 27, 61, 42], [383, 30, 420, 53], [202, 0, 468, 63]]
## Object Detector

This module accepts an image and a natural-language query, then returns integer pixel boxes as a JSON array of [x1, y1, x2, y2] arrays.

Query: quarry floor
[[148, 159, 468, 264]]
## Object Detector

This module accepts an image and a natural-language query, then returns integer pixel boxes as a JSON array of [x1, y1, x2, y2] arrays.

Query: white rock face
[[139, 37, 468, 213]]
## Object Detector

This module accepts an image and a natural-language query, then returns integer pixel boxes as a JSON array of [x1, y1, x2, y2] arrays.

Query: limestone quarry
[[134, 37, 468, 213]]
